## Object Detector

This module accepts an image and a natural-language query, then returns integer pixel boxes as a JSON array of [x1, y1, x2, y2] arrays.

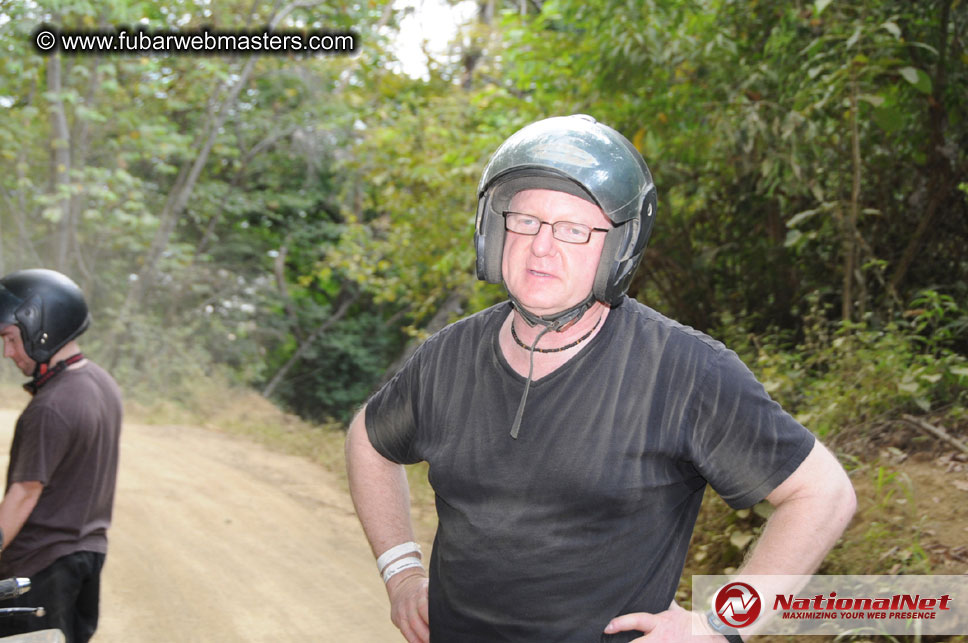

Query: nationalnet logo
[[715, 582, 762, 628], [695, 575, 968, 636], [774, 590, 952, 621]]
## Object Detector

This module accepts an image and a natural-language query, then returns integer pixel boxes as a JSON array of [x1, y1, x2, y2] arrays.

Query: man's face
[[501, 189, 611, 318], [0, 324, 36, 376]]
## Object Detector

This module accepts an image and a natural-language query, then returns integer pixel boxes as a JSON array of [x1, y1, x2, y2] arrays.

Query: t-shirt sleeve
[[365, 350, 424, 465], [9, 404, 72, 486], [688, 348, 815, 509]]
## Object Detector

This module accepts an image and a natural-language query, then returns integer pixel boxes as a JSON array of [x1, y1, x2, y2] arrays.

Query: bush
[[722, 290, 968, 440]]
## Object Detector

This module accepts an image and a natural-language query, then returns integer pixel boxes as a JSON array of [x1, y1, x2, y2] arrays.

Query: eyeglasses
[[502, 212, 610, 244]]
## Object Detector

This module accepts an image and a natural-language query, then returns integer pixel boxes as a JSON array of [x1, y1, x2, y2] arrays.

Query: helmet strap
[[508, 293, 595, 332], [24, 353, 84, 396]]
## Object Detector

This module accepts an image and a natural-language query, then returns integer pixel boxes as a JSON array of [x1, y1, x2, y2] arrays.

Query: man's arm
[[0, 481, 44, 551], [737, 439, 856, 574], [604, 440, 856, 641], [345, 405, 429, 643]]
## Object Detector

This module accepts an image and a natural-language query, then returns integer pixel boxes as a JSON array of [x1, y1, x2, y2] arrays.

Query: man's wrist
[[705, 610, 744, 642], [384, 564, 427, 594], [376, 541, 422, 574], [382, 556, 424, 584]]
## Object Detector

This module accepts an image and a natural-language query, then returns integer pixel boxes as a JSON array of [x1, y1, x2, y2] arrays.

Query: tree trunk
[[67, 57, 102, 287], [842, 75, 863, 323], [47, 54, 73, 273]]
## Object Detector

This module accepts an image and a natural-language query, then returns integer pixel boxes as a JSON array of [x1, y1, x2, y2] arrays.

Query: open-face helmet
[[475, 114, 657, 325]]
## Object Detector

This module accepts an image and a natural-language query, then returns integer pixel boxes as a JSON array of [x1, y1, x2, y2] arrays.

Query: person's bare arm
[[605, 440, 856, 641], [740, 440, 857, 575], [0, 481, 44, 550], [346, 406, 429, 643]]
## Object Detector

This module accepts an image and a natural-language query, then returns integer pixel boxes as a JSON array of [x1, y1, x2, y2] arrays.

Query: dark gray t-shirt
[[2, 361, 122, 577], [367, 297, 814, 642]]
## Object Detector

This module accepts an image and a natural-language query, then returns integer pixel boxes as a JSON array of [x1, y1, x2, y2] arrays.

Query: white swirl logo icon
[[35, 30, 57, 51], [715, 581, 762, 628]]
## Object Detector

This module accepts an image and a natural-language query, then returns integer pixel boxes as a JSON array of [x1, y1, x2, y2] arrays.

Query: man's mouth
[[527, 269, 554, 278]]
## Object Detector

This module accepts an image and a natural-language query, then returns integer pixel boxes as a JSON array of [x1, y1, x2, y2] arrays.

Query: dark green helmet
[[475, 114, 657, 305], [0, 269, 90, 364]]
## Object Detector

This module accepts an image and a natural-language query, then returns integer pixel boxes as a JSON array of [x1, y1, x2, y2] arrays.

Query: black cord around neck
[[510, 313, 601, 353], [509, 324, 554, 440], [507, 311, 604, 440]]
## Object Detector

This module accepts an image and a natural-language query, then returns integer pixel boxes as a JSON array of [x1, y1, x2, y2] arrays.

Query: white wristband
[[376, 541, 422, 573], [381, 556, 424, 584]]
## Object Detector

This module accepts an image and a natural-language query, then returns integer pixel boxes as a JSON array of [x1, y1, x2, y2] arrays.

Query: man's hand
[[604, 602, 726, 641], [387, 569, 430, 643]]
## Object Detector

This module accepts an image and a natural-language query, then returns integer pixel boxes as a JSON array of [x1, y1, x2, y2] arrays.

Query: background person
[[346, 115, 856, 642], [0, 269, 122, 643]]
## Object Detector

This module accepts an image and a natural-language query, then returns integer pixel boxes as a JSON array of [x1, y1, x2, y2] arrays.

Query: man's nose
[[529, 221, 558, 256]]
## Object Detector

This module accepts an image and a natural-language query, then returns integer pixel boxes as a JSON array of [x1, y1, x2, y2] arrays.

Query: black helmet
[[0, 269, 91, 364], [475, 114, 657, 306]]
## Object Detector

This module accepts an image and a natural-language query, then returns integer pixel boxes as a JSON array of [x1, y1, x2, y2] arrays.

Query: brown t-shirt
[[1, 360, 122, 577]]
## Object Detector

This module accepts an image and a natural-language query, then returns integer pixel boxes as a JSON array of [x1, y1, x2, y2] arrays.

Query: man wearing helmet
[[346, 116, 855, 642], [0, 269, 122, 643]]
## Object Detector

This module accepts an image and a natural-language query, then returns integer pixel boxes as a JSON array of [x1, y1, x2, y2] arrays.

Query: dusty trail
[[0, 409, 402, 642]]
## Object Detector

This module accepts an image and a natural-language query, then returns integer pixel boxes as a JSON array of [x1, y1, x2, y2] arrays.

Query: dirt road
[[0, 409, 404, 642]]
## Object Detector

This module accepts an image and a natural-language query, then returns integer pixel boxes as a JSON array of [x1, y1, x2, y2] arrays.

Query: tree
[[492, 0, 967, 335]]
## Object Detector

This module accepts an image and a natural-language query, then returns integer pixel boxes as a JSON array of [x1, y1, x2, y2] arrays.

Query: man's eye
[[560, 225, 588, 239]]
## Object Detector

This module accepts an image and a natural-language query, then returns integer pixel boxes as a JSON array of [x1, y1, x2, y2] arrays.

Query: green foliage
[[83, 311, 225, 405], [907, 289, 968, 353], [722, 291, 968, 438], [0, 0, 964, 427], [493, 0, 968, 334], [327, 69, 536, 333], [0, 0, 399, 419], [268, 307, 406, 423]]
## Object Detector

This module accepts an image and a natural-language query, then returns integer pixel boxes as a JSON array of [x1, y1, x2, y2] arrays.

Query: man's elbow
[[843, 475, 857, 523], [830, 467, 857, 535], [811, 443, 858, 535]]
